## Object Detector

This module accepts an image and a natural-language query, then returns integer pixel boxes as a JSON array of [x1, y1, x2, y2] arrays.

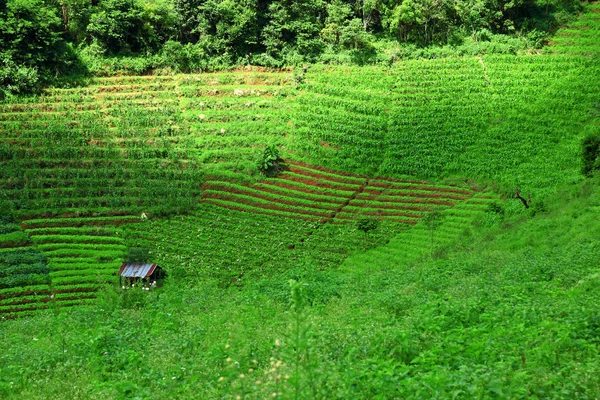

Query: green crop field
[[1, 2, 600, 398]]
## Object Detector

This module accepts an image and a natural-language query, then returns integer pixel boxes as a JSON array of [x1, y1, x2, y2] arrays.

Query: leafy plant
[[257, 144, 282, 176], [423, 208, 443, 258], [356, 217, 380, 251]]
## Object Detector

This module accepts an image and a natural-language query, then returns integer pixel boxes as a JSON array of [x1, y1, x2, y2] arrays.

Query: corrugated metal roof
[[119, 263, 158, 278]]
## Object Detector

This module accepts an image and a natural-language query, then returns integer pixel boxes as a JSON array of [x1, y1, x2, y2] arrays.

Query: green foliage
[[0, 0, 77, 96], [0, 248, 49, 289], [125, 247, 150, 263], [85, 0, 177, 55], [356, 216, 380, 250], [582, 132, 600, 177], [1, 182, 600, 398], [257, 144, 282, 176]]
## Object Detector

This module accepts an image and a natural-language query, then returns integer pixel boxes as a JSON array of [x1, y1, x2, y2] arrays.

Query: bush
[[257, 145, 282, 176], [154, 41, 208, 73], [0, 56, 39, 99], [582, 133, 600, 177], [126, 247, 150, 263]]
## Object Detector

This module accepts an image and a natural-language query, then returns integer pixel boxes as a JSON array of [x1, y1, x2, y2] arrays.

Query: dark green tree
[[0, 0, 73, 97], [262, 0, 327, 62], [356, 217, 379, 251]]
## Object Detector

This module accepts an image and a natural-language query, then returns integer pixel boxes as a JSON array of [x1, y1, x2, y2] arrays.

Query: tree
[[356, 217, 379, 251], [0, 0, 71, 97], [262, 0, 326, 62]]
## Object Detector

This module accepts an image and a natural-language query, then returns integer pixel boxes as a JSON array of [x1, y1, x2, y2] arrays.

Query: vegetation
[[0, 2, 599, 398], [0, 0, 587, 96], [582, 133, 600, 177], [356, 217, 380, 250]]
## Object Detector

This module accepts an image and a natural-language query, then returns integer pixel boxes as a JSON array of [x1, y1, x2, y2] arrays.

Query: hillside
[[0, 3, 599, 398]]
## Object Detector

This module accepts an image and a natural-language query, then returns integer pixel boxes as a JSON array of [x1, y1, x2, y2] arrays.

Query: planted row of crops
[[0, 71, 298, 315], [547, 3, 600, 56], [122, 202, 408, 285], [202, 161, 480, 225], [1, 11, 597, 318], [0, 210, 138, 317], [294, 40, 600, 197], [343, 192, 500, 271], [0, 207, 51, 318]]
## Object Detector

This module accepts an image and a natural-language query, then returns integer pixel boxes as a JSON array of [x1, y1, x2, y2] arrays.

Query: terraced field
[[203, 161, 484, 226], [548, 2, 600, 55], [0, 215, 50, 318], [0, 214, 137, 318], [1, 5, 599, 318], [0, 71, 297, 316], [295, 35, 600, 195]]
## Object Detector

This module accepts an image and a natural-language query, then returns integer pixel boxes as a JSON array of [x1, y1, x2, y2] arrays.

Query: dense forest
[[0, 0, 583, 96]]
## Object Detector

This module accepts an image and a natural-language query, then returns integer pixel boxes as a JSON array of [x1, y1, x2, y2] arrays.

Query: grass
[[0, 178, 598, 398]]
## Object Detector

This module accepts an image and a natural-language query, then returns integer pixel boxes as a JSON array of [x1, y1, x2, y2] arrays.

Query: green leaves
[[257, 144, 282, 176], [582, 132, 600, 177]]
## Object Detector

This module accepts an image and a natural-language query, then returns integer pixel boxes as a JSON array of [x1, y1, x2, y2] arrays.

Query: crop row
[[0, 214, 134, 316], [203, 161, 476, 225]]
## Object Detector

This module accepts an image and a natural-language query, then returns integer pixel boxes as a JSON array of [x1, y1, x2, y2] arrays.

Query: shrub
[[356, 217, 380, 250], [257, 145, 282, 176], [582, 133, 600, 177]]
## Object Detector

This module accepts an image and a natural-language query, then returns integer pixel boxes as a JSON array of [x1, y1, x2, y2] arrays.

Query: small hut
[[119, 263, 165, 287]]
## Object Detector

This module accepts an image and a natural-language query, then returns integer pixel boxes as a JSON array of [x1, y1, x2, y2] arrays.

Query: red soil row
[[285, 166, 365, 185], [18, 209, 136, 221], [368, 181, 473, 196], [0, 294, 97, 308], [2, 103, 105, 113], [347, 201, 432, 212], [349, 210, 421, 218], [261, 180, 350, 198], [22, 218, 139, 229], [288, 160, 368, 179], [278, 173, 359, 192], [203, 185, 340, 211], [252, 185, 346, 205], [0, 287, 98, 302], [331, 217, 419, 225], [0, 296, 97, 316], [0, 240, 30, 249]]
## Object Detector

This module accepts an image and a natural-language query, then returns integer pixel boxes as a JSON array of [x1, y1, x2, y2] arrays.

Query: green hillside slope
[[0, 3, 599, 399]]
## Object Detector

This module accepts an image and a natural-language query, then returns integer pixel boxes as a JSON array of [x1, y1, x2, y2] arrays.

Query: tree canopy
[[0, 0, 583, 94]]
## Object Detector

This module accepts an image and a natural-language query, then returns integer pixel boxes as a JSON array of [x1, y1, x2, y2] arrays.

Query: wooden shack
[[119, 263, 165, 287]]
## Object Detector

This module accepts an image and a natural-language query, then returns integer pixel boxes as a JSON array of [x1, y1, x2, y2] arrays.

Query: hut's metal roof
[[119, 263, 159, 278]]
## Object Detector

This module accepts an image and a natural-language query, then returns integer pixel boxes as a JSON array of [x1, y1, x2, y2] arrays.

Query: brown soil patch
[[252, 185, 346, 205], [287, 160, 368, 178], [357, 195, 455, 207], [279, 174, 358, 192], [0, 289, 51, 301], [286, 166, 365, 185], [261, 181, 349, 198]]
